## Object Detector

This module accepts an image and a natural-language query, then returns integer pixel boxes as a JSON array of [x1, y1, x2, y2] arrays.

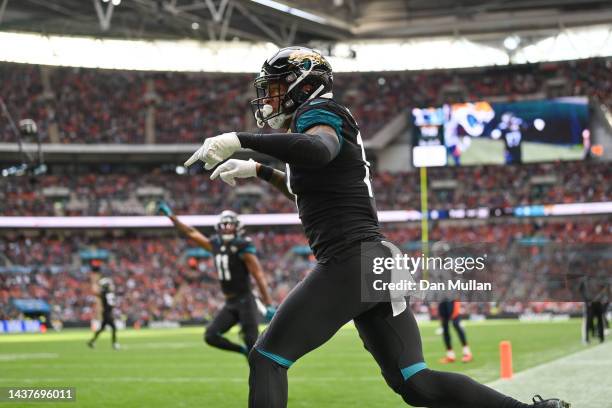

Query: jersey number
[[105, 293, 115, 307], [215, 254, 231, 281], [356, 131, 374, 197], [346, 106, 374, 198]]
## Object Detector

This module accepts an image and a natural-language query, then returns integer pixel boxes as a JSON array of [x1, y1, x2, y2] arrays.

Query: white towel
[[380, 240, 423, 317]]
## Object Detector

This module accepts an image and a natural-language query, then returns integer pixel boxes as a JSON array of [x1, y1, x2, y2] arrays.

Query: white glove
[[184, 132, 241, 170], [210, 159, 257, 186]]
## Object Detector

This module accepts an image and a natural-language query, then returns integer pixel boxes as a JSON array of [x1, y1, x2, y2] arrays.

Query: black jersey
[[497, 119, 523, 164], [100, 289, 116, 316], [209, 234, 256, 297], [288, 96, 383, 262], [502, 128, 522, 164]]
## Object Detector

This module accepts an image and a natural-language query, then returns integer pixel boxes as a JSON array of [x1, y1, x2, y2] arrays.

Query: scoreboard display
[[411, 97, 591, 167], [411, 106, 447, 167], [412, 106, 445, 146]]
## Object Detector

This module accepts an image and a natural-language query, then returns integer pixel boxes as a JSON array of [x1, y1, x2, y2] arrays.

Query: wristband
[[257, 164, 275, 182]]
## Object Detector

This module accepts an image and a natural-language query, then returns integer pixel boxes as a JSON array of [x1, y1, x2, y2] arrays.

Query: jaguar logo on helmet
[[250, 46, 333, 130], [287, 50, 328, 70]]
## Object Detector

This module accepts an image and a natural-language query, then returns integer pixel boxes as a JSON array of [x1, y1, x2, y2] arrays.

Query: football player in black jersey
[[159, 203, 275, 357], [184, 47, 570, 408], [491, 112, 525, 164], [88, 277, 120, 350]]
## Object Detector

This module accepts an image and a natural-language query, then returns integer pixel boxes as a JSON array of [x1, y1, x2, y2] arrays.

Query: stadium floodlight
[[111, 0, 121, 5], [249, 0, 327, 24], [0, 25, 610, 72], [191, 22, 200, 30], [503, 35, 521, 51], [332, 43, 356, 59]]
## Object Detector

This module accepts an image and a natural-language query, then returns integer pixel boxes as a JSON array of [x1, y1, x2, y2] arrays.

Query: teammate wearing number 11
[[158, 203, 276, 357]]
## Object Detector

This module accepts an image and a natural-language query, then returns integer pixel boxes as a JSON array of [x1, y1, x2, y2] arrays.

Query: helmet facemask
[[251, 74, 294, 129], [218, 221, 238, 241], [250, 60, 328, 129], [215, 211, 242, 241]]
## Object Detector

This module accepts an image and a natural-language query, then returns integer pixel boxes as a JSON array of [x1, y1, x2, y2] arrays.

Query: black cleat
[[532, 395, 571, 407], [87, 340, 94, 349]]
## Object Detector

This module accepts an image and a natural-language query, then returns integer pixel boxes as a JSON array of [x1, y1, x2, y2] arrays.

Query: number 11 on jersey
[[215, 254, 231, 281]]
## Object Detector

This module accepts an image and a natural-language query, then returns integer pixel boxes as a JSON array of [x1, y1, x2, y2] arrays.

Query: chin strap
[[257, 84, 326, 129], [255, 105, 273, 128], [306, 84, 325, 101], [286, 63, 314, 94]]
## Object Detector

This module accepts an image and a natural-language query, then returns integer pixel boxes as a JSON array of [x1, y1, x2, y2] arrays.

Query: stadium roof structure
[[1, 0, 612, 45]]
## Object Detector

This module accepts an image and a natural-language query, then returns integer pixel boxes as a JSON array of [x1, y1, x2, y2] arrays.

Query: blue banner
[[12, 299, 50, 313], [0, 320, 41, 334]]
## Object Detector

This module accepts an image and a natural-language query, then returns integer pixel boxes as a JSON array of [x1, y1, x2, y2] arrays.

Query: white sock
[[463, 346, 471, 355], [446, 350, 456, 359]]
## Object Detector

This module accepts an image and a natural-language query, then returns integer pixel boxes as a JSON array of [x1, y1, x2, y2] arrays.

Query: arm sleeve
[[237, 131, 340, 168]]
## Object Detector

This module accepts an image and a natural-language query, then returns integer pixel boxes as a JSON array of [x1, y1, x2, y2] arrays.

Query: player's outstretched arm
[[236, 125, 340, 168], [243, 253, 273, 307], [91, 281, 102, 320], [184, 125, 340, 170], [157, 201, 213, 251]]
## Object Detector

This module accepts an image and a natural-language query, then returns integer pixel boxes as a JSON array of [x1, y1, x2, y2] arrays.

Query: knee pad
[[378, 369, 404, 395], [248, 348, 273, 370], [398, 369, 437, 407], [380, 365, 432, 405]]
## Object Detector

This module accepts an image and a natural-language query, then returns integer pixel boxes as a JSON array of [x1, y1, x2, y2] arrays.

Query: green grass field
[[458, 138, 584, 165], [0, 319, 588, 407]]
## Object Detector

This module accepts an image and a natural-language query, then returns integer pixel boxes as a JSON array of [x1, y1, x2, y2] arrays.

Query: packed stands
[[1, 219, 609, 323], [1, 57, 610, 144], [2, 160, 609, 216]]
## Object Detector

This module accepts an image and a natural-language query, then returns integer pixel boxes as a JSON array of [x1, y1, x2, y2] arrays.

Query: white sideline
[[487, 341, 612, 406]]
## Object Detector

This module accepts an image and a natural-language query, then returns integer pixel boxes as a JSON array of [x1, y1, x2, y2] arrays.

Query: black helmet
[[99, 277, 114, 291], [250, 46, 333, 129], [215, 210, 242, 241]]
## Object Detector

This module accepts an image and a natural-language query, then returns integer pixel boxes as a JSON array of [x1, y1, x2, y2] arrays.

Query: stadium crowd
[[1, 219, 609, 324], [1, 56, 610, 328], [1, 57, 610, 144], [2, 160, 609, 216]]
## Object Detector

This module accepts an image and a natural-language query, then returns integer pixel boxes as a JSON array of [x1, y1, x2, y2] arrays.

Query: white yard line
[[0, 353, 58, 361]]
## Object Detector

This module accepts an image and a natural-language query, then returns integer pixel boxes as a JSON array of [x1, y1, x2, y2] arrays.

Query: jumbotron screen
[[412, 97, 590, 166]]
